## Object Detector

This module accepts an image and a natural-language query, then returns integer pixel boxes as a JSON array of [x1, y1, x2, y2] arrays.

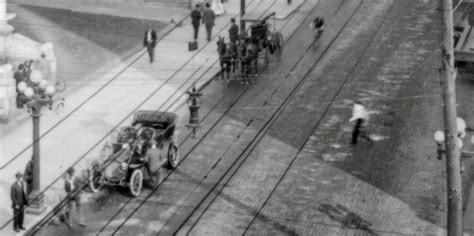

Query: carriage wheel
[[167, 143, 179, 169], [129, 169, 143, 197], [55, 76, 67, 92], [89, 165, 103, 193]]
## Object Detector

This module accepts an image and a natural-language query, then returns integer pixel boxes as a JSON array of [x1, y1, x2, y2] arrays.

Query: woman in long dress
[[212, 0, 225, 16]]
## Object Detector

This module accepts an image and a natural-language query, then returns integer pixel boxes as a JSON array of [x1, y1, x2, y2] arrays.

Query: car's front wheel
[[89, 165, 103, 193], [129, 169, 143, 197]]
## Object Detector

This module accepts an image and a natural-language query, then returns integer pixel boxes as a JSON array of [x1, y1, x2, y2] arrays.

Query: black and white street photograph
[[1, 0, 474, 235]]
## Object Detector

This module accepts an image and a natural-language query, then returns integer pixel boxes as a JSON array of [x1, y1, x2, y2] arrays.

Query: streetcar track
[[24, 40, 221, 233], [21, 0, 269, 228], [102, 0, 314, 234], [177, 0, 367, 234], [92, 0, 359, 234], [0, 15, 195, 170], [1, 0, 261, 170], [92, 0, 280, 234], [243, 1, 404, 234], [32, 0, 345, 233]]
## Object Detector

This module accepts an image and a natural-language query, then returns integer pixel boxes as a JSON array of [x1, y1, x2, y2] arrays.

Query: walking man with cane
[[143, 29, 157, 63], [349, 101, 372, 144]]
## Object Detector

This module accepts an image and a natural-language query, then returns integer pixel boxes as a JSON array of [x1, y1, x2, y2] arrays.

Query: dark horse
[[238, 38, 259, 80], [217, 36, 237, 80]]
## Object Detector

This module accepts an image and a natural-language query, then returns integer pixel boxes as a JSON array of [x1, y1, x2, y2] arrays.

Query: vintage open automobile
[[88, 110, 179, 197]]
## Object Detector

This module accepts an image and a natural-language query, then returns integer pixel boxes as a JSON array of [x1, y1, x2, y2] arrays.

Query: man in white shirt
[[143, 29, 157, 63], [64, 167, 85, 227], [349, 101, 372, 144]]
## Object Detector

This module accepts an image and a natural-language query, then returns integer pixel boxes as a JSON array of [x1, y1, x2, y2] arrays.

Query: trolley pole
[[240, 0, 246, 34], [439, 0, 462, 235]]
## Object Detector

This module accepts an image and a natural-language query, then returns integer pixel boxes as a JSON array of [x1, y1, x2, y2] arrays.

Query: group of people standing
[[143, 0, 228, 63], [191, 0, 239, 43], [10, 161, 84, 232], [191, 2, 215, 42]]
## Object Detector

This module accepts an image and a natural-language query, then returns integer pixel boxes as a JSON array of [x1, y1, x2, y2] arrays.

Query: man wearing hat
[[64, 167, 85, 227], [11, 171, 28, 232]]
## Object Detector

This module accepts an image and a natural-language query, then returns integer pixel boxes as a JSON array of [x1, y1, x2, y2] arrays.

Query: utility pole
[[240, 0, 246, 35], [439, 0, 462, 235]]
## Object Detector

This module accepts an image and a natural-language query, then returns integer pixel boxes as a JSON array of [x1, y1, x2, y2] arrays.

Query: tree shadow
[[317, 203, 377, 235]]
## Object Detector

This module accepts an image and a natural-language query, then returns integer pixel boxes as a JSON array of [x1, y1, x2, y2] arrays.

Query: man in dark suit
[[228, 18, 239, 43], [11, 171, 28, 232], [191, 4, 202, 40], [143, 29, 157, 63], [202, 3, 216, 41]]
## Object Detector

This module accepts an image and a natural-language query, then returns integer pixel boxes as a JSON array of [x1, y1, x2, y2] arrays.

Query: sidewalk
[[0, 1, 305, 235], [10, 0, 190, 22]]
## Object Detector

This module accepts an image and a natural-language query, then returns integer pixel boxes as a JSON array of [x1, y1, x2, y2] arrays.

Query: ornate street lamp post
[[17, 68, 58, 214], [186, 85, 202, 138]]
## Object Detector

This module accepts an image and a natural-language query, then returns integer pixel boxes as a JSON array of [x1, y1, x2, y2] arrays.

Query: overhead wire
[[5, 0, 261, 228]]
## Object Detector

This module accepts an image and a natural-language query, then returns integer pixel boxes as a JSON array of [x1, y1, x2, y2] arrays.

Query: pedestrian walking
[[24, 158, 34, 196], [349, 101, 372, 144], [64, 167, 85, 228], [228, 18, 239, 43], [11, 171, 28, 232], [143, 29, 157, 63], [202, 3, 216, 41], [191, 4, 202, 40]]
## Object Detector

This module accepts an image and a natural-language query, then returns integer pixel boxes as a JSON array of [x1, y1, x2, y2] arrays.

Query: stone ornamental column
[[0, 0, 15, 63], [0, 63, 14, 120]]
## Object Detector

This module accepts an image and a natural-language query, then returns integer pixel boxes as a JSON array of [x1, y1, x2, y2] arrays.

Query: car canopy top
[[132, 110, 178, 130]]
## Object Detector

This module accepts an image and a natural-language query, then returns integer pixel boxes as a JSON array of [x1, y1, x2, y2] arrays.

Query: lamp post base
[[25, 190, 46, 215]]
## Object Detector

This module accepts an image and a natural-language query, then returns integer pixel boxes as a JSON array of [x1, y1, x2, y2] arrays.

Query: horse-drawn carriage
[[88, 110, 179, 197], [217, 11, 284, 81]]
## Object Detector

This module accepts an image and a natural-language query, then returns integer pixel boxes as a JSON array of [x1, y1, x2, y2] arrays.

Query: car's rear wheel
[[167, 143, 179, 169], [89, 166, 103, 193], [129, 169, 143, 197]]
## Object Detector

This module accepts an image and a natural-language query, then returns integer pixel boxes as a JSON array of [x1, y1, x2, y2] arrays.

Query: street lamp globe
[[17, 81, 27, 93], [39, 79, 49, 90], [24, 87, 34, 98], [30, 70, 42, 84], [45, 85, 55, 96], [434, 130, 445, 144]]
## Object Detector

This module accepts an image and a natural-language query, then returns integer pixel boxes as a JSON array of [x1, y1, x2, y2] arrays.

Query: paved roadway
[[36, 0, 472, 235]]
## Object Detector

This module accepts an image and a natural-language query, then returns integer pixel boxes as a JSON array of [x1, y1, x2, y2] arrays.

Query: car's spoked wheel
[[167, 143, 179, 169], [129, 169, 143, 197], [89, 167, 103, 193]]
